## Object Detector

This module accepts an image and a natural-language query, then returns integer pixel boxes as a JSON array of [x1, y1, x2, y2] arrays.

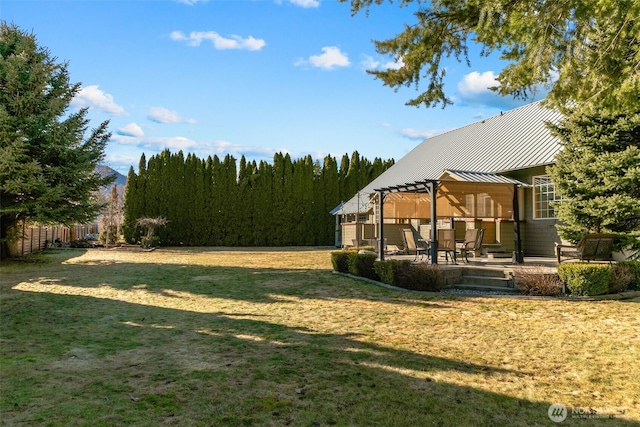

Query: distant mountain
[[96, 165, 127, 186], [96, 165, 127, 205]]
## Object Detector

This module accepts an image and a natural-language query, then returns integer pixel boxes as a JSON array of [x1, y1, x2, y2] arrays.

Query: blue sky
[[2, 0, 542, 175]]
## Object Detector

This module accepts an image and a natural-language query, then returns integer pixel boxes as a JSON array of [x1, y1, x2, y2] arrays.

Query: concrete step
[[459, 267, 512, 278], [459, 275, 513, 288], [445, 283, 521, 293], [486, 252, 512, 259]]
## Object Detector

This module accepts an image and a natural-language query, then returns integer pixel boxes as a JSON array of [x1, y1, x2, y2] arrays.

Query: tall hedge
[[122, 150, 393, 246]]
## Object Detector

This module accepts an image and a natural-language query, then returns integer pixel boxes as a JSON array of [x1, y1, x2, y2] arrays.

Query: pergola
[[373, 170, 528, 264]]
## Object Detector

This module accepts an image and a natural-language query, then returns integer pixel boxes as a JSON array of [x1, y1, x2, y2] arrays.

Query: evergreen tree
[[122, 166, 139, 243], [183, 153, 198, 245], [163, 151, 181, 245], [208, 154, 239, 245], [122, 154, 148, 243], [343, 0, 640, 113], [192, 154, 208, 245], [144, 155, 161, 218], [321, 155, 340, 244], [203, 156, 217, 244], [252, 160, 274, 245], [272, 153, 293, 245], [208, 155, 223, 244], [146, 153, 166, 242], [338, 153, 350, 202], [222, 154, 239, 245], [344, 151, 362, 201], [301, 155, 316, 244], [549, 108, 640, 254], [236, 156, 254, 246], [0, 23, 113, 258]]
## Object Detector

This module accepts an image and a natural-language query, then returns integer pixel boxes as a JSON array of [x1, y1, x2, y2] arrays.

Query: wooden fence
[[11, 223, 98, 256]]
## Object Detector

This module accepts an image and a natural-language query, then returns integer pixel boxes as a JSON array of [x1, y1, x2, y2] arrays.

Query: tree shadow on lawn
[[2, 285, 636, 426], [1, 249, 457, 308]]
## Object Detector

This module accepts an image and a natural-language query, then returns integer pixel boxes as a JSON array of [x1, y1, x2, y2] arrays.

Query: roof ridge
[[423, 100, 549, 140]]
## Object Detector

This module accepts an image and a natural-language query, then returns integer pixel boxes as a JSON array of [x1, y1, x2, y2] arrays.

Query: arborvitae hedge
[[122, 150, 393, 246]]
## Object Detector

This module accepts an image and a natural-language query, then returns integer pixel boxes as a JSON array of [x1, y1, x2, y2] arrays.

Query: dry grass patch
[[1, 247, 639, 426]]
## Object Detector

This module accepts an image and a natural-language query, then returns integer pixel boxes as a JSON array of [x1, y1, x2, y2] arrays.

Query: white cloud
[[360, 54, 403, 71], [295, 46, 350, 70], [289, 0, 320, 8], [170, 30, 266, 51], [117, 123, 144, 137], [109, 134, 141, 146], [70, 85, 125, 116], [359, 55, 380, 70], [208, 140, 289, 159], [105, 153, 139, 169], [147, 107, 197, 124], [110, 134, 197, 151], [170, 31, 188, 41], [458, 71, 499, 98], [109, 132, 288, 164], [142, 136, 199, 151], [383, 58, 404, 70], [456, 70, 537, 109], [398, 128, 448, 140]]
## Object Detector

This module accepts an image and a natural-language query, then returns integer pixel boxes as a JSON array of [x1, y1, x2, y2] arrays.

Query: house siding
[[506, 166, 562, 257]]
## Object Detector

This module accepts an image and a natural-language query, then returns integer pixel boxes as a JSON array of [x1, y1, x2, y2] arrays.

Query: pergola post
[[377, 190, 385, 261], [355, 192, 360, 250], [429, 180, 438, 264], [513, 184, 524, 264]]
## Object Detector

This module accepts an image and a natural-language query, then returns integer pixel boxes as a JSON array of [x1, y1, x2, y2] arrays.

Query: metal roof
[[329, 202, 345, 216], [439, 170, 529, 186], [335, 100, 563, 215]]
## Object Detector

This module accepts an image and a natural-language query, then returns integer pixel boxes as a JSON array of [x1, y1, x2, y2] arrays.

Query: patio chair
[[401, 228, 428, 260], [437, 229, 457, 264], [556, 233, 616, 264], [456, 228, 485, 263]]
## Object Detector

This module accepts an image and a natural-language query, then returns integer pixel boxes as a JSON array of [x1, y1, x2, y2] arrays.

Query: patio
[[387, 252, 558, 268], [336, 171, 536, 267]]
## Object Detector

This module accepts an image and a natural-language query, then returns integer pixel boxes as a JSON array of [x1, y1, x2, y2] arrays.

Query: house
[[332, 100, 566, 261]]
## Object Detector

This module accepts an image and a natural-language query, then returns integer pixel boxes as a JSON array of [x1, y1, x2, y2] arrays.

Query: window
[[533, 175, 560, 219]]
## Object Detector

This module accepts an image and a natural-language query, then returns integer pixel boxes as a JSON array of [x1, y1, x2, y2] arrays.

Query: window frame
[[532, 175, 560, 220]]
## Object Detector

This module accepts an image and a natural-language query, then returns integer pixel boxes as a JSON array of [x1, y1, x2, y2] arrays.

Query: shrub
[[331, 251, 350, 273], [374, 259, 412, 285], [141, 236, 160, 249], [557, 263, 610, 296], [347, 252, 379, 281], [395, 262, 443, 292], [608, 263, 634, 293], [373, 260, 443, 291], [616, 261, 640, 290], [514, 266, 563, 296]]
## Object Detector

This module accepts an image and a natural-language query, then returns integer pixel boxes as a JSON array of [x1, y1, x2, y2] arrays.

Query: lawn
[[1, 247, 638, 426]]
